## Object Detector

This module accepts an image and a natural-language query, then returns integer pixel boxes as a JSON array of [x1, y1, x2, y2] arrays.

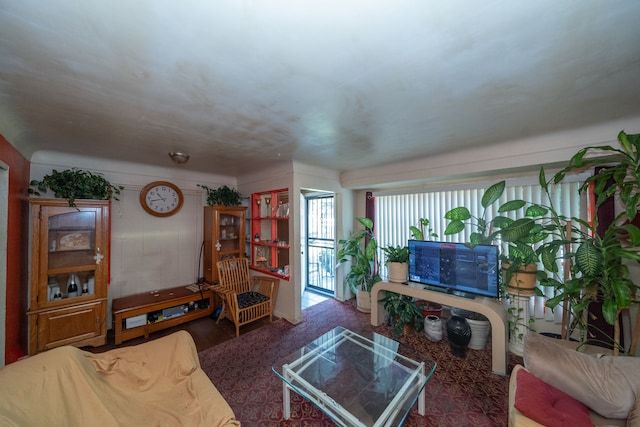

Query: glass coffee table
[[272, 327, 436, 427]]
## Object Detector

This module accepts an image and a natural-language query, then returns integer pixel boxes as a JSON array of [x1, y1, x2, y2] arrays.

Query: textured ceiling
[[1, 1, 640, 176]]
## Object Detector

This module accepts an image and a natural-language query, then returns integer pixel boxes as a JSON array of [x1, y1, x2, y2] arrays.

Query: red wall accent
[[0, 134, 30, 364]]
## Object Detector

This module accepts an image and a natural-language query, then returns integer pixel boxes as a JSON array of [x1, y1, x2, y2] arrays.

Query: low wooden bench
[[112, 285, 213, 345]]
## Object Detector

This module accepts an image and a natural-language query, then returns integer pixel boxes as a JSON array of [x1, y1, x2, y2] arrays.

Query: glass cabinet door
[[217, 211, 243, 260], [41, 207, 103, 306]]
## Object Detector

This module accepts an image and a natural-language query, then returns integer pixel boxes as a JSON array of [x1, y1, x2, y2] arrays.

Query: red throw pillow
[[514, 369, 595, 427]]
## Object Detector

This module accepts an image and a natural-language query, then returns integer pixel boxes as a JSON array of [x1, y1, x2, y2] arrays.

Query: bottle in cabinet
[[28, 198, 110, 355], [203, 205, 247, 285]]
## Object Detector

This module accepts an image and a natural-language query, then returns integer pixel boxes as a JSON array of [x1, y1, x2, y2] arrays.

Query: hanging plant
[[29, 168, 122, 207], [198, 184, 242, 206]]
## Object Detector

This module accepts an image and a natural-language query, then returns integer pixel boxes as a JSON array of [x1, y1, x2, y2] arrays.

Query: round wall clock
[[139, 181, 184, 217]]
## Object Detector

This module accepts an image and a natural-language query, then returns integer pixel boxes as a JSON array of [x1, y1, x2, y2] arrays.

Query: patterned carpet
[[199, 298, 522, 426]]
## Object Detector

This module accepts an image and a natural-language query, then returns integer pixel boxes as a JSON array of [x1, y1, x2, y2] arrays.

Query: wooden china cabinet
[[27, 198, 110, 355], [203, 205, 247, 285]]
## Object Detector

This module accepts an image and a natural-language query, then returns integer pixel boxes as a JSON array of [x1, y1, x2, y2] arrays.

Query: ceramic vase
[[424, 315, 443, 342], [446, 315, 472, 357]]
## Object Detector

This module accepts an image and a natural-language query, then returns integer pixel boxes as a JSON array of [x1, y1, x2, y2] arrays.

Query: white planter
[[356, 289, 372, 313], [387, 262, 408, 283], [466, 317, 491, 350], [452, 307, 491, 350], [424, 315, 443, 342], [507, 292, 532, 356]]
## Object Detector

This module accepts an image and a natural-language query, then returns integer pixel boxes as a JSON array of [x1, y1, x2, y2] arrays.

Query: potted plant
[[538, 130, 640, 353], [337, 217, 381, 313], [29, 167, 122, 207], [198, 184, 242, 206], [380, 291, 424, 337], [382, 245, 409, 283], [443, 180, 548, 296]]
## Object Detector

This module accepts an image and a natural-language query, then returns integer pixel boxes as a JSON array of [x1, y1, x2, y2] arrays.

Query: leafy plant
[[29, 168, 122, 207], [443, 180, 548, 291], [337, 217, 381, 293], [538, 131, 640, 352], [382, 245, 409, 264], [198, 184, 242, 206], [380, 291, 423, 337], [409, 218, 438, 240]]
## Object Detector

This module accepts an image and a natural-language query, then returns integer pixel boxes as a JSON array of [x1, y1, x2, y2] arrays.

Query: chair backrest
[[217, 258, 252, 293]]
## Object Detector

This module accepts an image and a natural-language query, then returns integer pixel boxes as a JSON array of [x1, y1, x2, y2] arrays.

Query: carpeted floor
[[199, 298, 522, 426]]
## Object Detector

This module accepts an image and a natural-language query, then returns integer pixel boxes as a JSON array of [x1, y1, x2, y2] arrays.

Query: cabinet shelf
[[47, 265, 97, 275], [203, 205, 247, 285], [250, 265, 290, 280], [250, 189, 290, 281]]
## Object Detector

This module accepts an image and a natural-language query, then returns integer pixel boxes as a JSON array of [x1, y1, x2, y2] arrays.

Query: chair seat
[[237, 291, 269, 309]]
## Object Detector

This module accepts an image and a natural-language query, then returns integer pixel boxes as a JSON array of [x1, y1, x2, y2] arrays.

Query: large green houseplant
[[29, 167, 122, 207], [337, 217, 381, 312], [538, 130, 640, 353], [443, 180, 548, 296]]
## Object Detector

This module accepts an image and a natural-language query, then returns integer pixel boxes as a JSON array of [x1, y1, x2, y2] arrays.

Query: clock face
[[140, 181, 184, 217]]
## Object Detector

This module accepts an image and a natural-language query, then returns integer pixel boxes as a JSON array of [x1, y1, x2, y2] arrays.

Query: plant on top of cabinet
[[198, 184, 242, 206], [29, 168, 122, 208]]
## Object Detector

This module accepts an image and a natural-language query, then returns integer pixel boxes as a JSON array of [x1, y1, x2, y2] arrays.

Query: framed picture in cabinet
[[55, 230, 93, 251]]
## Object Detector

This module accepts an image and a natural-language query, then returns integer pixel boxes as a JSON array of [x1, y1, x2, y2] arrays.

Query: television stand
[[371, 281, 508, 375]]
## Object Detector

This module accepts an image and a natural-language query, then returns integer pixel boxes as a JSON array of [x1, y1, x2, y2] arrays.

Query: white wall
[[341, 117, 640, 189], [30, 151, 237, 329]]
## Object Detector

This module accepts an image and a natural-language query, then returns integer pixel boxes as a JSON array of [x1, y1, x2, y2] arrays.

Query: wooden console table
[[112, 285, 213, 345], [371, 281, 508, 375]]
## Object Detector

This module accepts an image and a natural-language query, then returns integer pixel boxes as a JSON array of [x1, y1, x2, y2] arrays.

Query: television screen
[[408, 240, 499, 299]]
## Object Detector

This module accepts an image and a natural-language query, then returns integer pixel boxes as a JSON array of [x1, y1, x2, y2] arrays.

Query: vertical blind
[[374, 178, 587, 324]]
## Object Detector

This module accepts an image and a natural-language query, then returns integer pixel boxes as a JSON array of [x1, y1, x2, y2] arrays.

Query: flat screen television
[[408, 240, 500, 299]]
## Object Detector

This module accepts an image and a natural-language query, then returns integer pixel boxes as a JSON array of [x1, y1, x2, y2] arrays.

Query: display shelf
[[250, 189, 290, 280]]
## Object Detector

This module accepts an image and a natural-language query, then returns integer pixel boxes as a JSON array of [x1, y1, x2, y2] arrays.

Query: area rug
[[199, 298, 522, 426]]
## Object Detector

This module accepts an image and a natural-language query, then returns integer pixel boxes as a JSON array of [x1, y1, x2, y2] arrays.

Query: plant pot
[[387, 262, 408, 283], [502, 263, 537, 295], [356, 289, 372, 313], [451, 307, 491, 349], [417, 300, 442, 318], [466, 317, 491, 350]]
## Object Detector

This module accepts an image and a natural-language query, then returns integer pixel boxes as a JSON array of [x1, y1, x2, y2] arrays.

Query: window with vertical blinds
[[373, 176, 588, 324]]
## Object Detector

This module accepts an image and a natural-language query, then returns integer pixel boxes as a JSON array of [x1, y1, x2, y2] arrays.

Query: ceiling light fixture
[[169, 152, 190, 164]]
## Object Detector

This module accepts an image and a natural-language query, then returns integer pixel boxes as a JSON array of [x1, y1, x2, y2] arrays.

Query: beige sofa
[[0, 331, 240, 427], [509, 333, 640, 427]]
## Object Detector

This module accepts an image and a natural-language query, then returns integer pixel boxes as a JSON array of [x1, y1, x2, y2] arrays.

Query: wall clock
[[139, 181, 184, 217]]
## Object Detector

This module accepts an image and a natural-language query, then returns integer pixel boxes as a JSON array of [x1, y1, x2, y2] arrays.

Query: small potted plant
[[380, 291, 423, 337], [29, 167, 122, 207], [382, 245, 409, 283], [198, 184, 242, 206]]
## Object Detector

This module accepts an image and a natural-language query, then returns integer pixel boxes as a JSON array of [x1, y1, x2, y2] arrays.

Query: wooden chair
[[216, 257, 279, 336]]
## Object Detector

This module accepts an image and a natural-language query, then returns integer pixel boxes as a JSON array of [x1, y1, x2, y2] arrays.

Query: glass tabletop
[[272, 327, 436, 427]]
